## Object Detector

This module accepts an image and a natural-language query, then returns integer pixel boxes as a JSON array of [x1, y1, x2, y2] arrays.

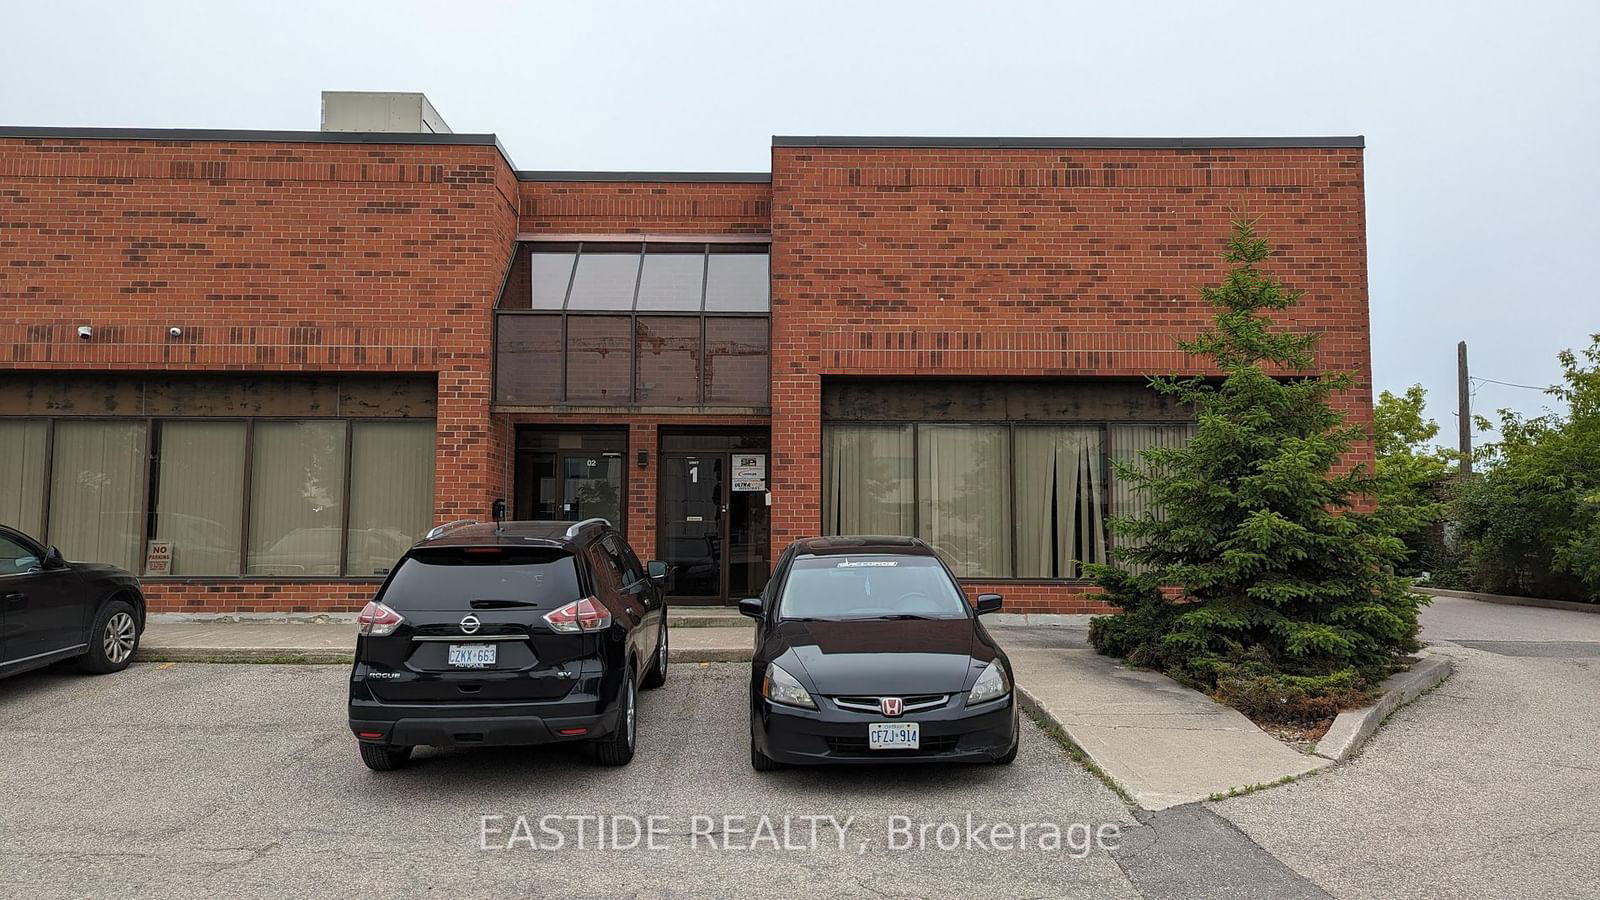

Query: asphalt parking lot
[[0, 661, 1142, 899]]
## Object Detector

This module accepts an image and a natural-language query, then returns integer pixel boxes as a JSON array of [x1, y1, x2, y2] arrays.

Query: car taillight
[[356, 601, 404, 637], [543, 596, 612, 634]]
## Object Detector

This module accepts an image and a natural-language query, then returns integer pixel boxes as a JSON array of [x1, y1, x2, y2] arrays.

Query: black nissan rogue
[[347, 518, 669, 771]]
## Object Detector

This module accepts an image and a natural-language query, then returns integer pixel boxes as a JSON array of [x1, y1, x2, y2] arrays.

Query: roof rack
[[564, 518, 611, 539], [424, 519, 478, 540]]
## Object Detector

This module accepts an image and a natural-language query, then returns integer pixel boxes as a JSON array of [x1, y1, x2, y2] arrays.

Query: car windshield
[[778, 554, 970, 620]]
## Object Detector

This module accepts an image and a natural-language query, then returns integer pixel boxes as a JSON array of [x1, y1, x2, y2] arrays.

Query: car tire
[[992, 739, 1018, 765], [640, 619, 668, 689], [359, 742, 414, 772], [750, 736, 782, 771], [78, 599, 140, 675], [591, 667, 637, 766]]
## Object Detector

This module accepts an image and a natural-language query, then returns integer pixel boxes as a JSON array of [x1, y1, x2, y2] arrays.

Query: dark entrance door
[[513, 429, 626, 530], [658, 449, 771, 604]]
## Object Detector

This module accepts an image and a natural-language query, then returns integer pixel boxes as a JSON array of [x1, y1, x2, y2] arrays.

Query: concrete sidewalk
[[138, 621, 751, 664]]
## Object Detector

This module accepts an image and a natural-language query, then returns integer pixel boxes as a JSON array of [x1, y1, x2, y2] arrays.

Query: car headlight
[[966, 660, 1010, 706], [762, 662, 817, 709]]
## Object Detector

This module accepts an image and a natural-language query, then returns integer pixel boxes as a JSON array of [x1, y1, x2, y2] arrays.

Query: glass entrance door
[[658, 450, 772, 603], [514, 430, 625, 529], [660, 454, 724, 599]]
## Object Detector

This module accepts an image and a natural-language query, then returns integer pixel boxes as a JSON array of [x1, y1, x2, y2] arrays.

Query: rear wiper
[[469, 599, 541, 609]]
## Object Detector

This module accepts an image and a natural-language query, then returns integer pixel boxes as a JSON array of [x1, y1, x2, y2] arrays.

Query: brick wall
[[518, 180, 771, 234], [0, 135, 520, 612], [768, 145, 1372, 614]]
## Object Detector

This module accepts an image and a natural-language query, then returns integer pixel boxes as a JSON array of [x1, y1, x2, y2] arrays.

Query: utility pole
[[1457, 341, 1472, 476]]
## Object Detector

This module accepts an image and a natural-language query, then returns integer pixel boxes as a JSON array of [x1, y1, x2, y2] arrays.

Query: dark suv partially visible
[[347, 518, 669, 771]]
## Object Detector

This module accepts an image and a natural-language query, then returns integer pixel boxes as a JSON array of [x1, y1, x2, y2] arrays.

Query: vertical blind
[[248, 421, 348, 576], [48, 420, 148, 571], [346, 421, 436, 576], [0, 420, 48, 536], [152, 421, 246, 575], [2, 417, 436, 577]]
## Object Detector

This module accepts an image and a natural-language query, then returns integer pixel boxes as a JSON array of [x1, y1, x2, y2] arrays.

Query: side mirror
[[737, 597, 764, 619], [975, 593, 1003, 615], [42, 546, 67, 570], [646, 560, 668, 581]]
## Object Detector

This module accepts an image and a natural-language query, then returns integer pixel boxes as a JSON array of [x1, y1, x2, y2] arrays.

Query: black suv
[[347, 518, 669, 771], [1, 525, 146, 679]]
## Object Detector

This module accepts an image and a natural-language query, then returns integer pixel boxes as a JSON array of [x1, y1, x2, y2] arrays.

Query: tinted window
[[636, 245, 706, 311], [565, 244, 642, 311], [777, 555, 968, 620], [704, 246, 769, 312], [0, 534, 40, 576], [380, 547, 581, 610]]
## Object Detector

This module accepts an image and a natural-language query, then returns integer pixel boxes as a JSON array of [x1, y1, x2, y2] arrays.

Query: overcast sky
[[5, 0, 1595, 442]]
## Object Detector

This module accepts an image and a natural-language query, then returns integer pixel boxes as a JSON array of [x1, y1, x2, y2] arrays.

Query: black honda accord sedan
[[741, 536, 1018, 769]]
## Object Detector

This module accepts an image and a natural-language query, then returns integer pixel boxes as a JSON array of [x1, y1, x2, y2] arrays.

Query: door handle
[[3, 592, 23, 604]]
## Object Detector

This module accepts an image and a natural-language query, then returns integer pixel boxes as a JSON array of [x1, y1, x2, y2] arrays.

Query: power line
[[1470, 376, 1550, 392]]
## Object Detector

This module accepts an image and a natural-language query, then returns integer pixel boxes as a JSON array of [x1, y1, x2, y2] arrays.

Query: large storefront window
[[823, 421, 1193, 580], [48, 420, 149, 573], [0, 420, 49, 536], [248, 421, 348, 577], [152, 421, 247, 575], [347, 421, 437, 577], [918, 425, 1012, 578], [0, 416, 435, 578]]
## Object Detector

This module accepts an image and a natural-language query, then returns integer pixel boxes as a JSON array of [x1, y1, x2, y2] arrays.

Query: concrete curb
[[1312, 654, 1453, 761], [1012, 682, 1133, 801], [135, 645, 753, 666], [1415, 586, 1599, 614]]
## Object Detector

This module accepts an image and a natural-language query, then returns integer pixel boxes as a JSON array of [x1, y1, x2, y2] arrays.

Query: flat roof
[[772, 135, 1364, 149], [0, 125, 519, 169]]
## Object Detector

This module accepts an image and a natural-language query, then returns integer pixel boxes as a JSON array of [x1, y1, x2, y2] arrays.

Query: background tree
[[1448, 335, 1600, 602], [1087, 219, 1423, 720], [1372, 385, 1455, 575]]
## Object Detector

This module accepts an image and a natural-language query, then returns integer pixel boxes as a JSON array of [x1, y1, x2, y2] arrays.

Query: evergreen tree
[[1087, 220, 1422, 696]]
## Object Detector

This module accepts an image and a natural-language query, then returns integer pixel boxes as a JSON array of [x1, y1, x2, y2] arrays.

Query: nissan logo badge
[[459, 615, 481, 635]]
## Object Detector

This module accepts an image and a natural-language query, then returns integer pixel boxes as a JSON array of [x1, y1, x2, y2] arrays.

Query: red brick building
[[0, 124, 1370, 615]]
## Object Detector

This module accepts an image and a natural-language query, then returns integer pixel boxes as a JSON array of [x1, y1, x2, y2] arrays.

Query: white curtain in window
[[1015, 426, 1105, 578], [0, 420, 48, 536], [917, 425, 1011, 578], [152, 421, 245, 575], [248, 421, 347, 576], [823, 424, 914, 537], [48, 420, 148, 571], [346, 421, 436, 576], [1109, 424, 1197, 568]]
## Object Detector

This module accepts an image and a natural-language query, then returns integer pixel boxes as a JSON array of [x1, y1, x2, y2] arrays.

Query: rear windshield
[[778, 555, 969, 620], [379, 547, 582, 611]]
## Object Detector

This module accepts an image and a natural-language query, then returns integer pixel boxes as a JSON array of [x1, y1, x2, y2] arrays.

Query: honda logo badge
[[459, 615, 481, 635], [881, 696, 903, 717]]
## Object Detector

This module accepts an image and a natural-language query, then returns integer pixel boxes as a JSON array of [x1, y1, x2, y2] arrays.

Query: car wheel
[[992, 739, 1018, 765], [640, 619, 668, 689], [359, 742, 414, 772], [591, 667, 637, 766], [78, 600, 139, 674], [750, 736, 782, 771]]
